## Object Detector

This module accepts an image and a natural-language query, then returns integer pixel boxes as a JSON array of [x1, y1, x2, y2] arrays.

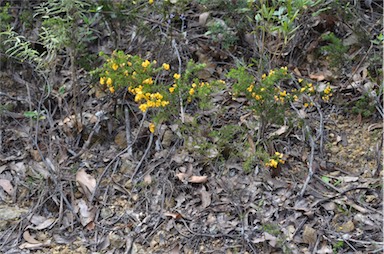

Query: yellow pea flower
[[139, 104, 148, 112], [109, 86, 115, 93], [142, 60, 150, 68], [112, 63, 119, 71], [100, 77, 106, 85], [106, 78, 113, 86], [149, 0, 154, 4], [189, 88, 195, 95], [173, 73, 181, 80], [162, 63, 170, 71], [149, 123, 155, 133]]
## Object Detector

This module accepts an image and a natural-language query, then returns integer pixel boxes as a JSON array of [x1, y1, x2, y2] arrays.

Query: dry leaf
[[164, 212, 182, 220], [303, 225, 317, 245], [339, 220, 355, 233], [175, 172, 189, 182], [188, 175, 208, 183], [264, 232, 277, 247], [141, 174, 152, 185], [77, 199, 96, 227], [76, 169, 96, 201], [23, 231, 41, 244], [199, 186, 211, 209], [199, 12, 210, 26], [27, 218, 56, 230], [0, 179, 14, 195]]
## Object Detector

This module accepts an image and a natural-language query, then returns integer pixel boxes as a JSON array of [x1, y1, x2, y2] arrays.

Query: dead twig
[[124, 104, 133, 156], [172, 39, 185, 123], [300, 125, 315, 197]]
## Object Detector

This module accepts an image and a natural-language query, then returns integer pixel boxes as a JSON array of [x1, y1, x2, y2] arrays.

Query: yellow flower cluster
[[142, 59, 150, 68], [322, 85, 332, 101], [265, 152, 285, 168], [128, 86, 169, 112], [100, 77, 115, 93]]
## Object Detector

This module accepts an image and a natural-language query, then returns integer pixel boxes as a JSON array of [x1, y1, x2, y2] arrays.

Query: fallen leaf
[[199, 186, 211, 209], [302, 225, 317, 245], [76, 169, 96, 201], [77, 199, 96, 227], [199, 12, 210, 26], [27, 218, 56, 230], [339, 220, 355, 233], [0, 179, 14, 195], [264, 232, 277, 247], [175, 172, 189, 182], [23, 230, 42, 244], [164, 212, 182, 220], [316, 244, 333, 254], [188, 175, 208, 183], [143, 174, 152, 185]]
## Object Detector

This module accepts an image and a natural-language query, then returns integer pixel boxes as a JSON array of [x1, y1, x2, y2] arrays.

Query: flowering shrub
[[93, 51, 225, 133], [265, 152, 285, 169], [227, 66, 333, 128]]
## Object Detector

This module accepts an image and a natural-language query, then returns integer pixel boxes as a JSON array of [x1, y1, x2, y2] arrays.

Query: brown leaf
[[164, 212, 182, 220], [0, 179, 14, 195], [27, 218, 56, 230], [23, 230, 41, 244], [188, 175, 208, 183], [77, 199, 96, 227], [339, 220, 355, 233], [143, 174, 152, 185], [302, 225, 317, 245], [199, 186, 211, 209], [76, 169, 96, 201], [175, 172, 188, 182], [199, 12, 210, 26]]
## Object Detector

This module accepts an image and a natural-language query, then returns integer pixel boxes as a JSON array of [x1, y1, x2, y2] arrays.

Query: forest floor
[[0, 1, 383, 253]]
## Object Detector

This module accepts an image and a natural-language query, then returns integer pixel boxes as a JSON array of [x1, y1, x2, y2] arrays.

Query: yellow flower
[[304, 102, 309, 108], [262, 73, 267, 80], [300, 87, 306, 93], [100, 77, 106, 85], [269, 70, 275, 76], [162, 63, 170, 71], [109, 86, 115, 93], [142, 60, 150, 68], [192, 83, 197, 88], [142, 78, 154, 85], [275, 152, 283, 158], [173, 73, 181, 80], [127, 61, 132, 66], [324, 85, 332, 95], [189, 88, 195, 95], [148, 0, 154, 4], [280, 90, 287, 97], [260, 87, 265, 92], [247, 84, 254, 92], [161, 101, 169, 107], [139, 104, 148, 112], [106, 78, 113, 86], [112, 63, 119, 71], [267, 159, 278, 168], [218, 80, 225, 84], [255, 94, 262, 100], [149, 123, 155, 133], [298, 78, 303, 83]]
